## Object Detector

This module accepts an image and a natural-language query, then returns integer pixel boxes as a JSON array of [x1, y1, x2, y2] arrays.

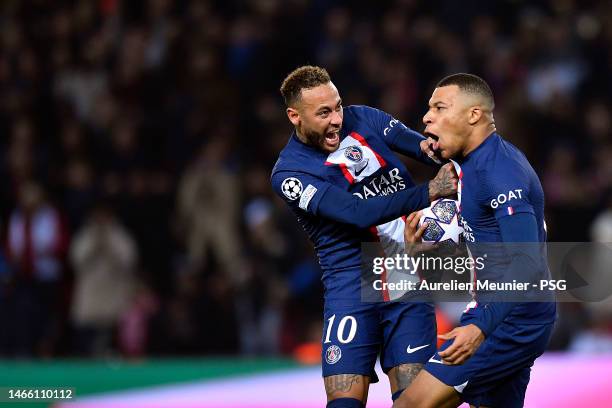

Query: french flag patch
[[507, 207, 515, 215]]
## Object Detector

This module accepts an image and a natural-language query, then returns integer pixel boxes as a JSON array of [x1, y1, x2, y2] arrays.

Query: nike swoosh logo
[[428, 355, 444, 364], [454, 380, 469, 393], [354, 160, 369, 176], [406, 344, 430, 354]]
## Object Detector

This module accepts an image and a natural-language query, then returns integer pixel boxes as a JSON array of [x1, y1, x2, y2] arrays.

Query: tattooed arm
[[428, 163, 458, 201]]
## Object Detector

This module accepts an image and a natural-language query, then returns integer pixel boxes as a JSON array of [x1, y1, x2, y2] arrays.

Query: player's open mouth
[[424, 131, 440, 141], [325, 130, 340, 146]]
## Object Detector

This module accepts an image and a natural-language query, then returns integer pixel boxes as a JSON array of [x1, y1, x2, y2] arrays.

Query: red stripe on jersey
[[369, 226, 390, 302], [351, 131, 387, 167], [338, 163, 355, 184], [326, 160, 355, 185]]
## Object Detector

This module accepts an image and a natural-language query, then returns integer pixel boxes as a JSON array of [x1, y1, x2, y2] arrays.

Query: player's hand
[[420, 137, 442, 164], [404, 211, 426, 244], [428, 163, 458, 201], [437, 324, 485, 365], [403, 211, 436, 255]]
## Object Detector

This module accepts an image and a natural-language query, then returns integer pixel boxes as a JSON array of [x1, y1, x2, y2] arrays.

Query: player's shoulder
[[474, 133, 537, 190], [344, 104, 385, 120], [272, 134, 319, 171], [344, 105, 397, 136], [271, 155, 314, 187], [473, 134, 530, 172], [270, 136, 324, 189], [344, 105, 391, 124]]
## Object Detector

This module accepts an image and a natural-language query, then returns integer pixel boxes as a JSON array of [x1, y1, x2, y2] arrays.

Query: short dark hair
[[436, 73, 495, 109], [280, 65, 331, 107]]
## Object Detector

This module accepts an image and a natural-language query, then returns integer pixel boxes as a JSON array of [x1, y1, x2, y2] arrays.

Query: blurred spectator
[[118, 282, 159, 358], [176, 137, 241, 276], [3, 118, 44, 200], [69, 204, 137, 356], [574, 192, 612, 351], [3, 181, 68, 356], [6, 181, 68, 282], [237, 198, 289, 355]]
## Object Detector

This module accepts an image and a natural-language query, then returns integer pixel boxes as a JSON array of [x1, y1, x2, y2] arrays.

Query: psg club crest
[[325, 345, 342, 364], [344, 145, 363, 162]]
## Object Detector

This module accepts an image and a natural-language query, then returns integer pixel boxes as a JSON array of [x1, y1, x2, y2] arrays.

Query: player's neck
[[462, 125, 497, 157], [295, 129, 310, 146]]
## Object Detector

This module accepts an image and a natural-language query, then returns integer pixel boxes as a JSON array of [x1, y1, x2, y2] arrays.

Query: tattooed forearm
[[429, 163, 457, 200], [324, 374, 360, 396], [395, 363, 424, 390]]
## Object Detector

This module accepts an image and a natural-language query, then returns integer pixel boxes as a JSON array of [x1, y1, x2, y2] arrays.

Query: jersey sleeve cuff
[[467, 319, 492, 338], [408, 182, 431, 211], [387, 127, 436, 166]]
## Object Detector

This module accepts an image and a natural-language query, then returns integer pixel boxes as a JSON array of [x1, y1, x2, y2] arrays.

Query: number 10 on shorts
[[324, 314, 357, 344]]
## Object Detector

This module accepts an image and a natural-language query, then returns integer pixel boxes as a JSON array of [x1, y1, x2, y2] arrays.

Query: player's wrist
[[465, 321, 489, 338], [427, 180, 438, 201], [416, 182, 431, 210]]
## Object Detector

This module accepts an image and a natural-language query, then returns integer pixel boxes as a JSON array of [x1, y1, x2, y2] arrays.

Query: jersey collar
[[458, 132, 500, 163], [290, 130, 340, 159]]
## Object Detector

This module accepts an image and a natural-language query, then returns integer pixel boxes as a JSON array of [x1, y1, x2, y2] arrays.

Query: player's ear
[[287, 107, 300, 127], [468, 106, 483, 125]]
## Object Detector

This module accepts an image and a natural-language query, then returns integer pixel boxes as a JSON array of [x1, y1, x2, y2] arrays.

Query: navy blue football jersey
[[452, 133, 556, 328], [271, 105, 435, 304]]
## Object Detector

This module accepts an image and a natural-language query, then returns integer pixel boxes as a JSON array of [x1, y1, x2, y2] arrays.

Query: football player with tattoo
[[271, 65, 457, 407]]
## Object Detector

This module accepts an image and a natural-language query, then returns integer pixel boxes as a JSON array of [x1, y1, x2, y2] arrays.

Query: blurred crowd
[[0, 0, 610, 359]]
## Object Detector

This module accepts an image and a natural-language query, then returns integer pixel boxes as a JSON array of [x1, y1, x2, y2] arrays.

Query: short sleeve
[[271, 171, 331, 214], [479, 165, 534, 220]]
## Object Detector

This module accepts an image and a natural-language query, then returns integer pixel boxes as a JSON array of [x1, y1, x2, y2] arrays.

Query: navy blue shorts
[[425, 319, 554, 408], [321, 301, 436, 383]]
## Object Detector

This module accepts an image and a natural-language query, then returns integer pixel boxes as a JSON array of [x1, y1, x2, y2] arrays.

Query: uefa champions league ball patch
[[325, 345, 342, 364], [281, 177, 303, 200], [419, 198, 464, 246]]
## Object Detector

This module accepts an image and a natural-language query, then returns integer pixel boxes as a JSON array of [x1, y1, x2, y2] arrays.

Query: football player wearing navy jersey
[[271, 66, 458, 408], [395, 74, 556, 408]]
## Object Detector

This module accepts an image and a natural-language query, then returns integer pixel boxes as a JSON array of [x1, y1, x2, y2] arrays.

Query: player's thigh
[[426, 320, 552, 407], [379, 302, 436, 392], [321, 303, 381, 385], [324, 374, 370, 403], [393, 369, 461, 408], [387, 363, 425, 394]]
